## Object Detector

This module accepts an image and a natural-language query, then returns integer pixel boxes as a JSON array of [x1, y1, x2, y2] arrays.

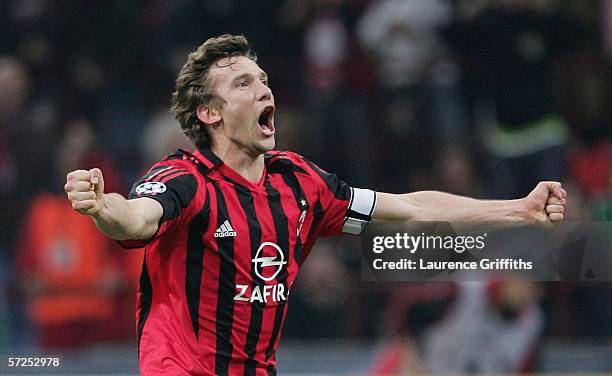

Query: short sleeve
[[118, 163, 198, 248], [306, 161, 377, 236]]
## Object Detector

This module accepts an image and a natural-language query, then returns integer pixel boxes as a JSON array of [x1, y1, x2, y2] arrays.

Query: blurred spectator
[[0, 96, 27, 342], [284, 239, 352, 338], [0, 58, 59, 349], [14, 119, 134, 348], [424, 280, 543, 373], [358, 0, 451, 89], [279, 0, 374, 186], [446, 0, 584, 198], [357, 0, 459, 190], [0, 56, 31, 255], [568, 140, 612, 201], [371, 282, 456, 375], [372, 280, 543, 374], [141, 109, 192, 166]]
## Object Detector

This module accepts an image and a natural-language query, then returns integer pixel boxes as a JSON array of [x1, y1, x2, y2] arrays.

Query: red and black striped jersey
[[119, 148, 377, 376]]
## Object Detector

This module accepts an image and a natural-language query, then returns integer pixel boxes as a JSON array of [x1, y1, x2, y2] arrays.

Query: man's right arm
[[65, 168, 163, 240]]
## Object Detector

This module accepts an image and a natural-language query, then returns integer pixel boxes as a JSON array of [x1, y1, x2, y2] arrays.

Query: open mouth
[[257, 106, 275, 136]]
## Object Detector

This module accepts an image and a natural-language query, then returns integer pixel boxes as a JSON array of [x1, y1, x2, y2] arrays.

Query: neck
[[211, 142, 265, 183]]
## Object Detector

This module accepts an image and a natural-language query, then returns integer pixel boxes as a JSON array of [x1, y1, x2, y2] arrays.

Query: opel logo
[[252, 242, 287, 282]]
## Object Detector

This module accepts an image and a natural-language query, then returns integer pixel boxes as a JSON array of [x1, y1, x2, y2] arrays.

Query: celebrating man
[[64, 34, 566, 375]]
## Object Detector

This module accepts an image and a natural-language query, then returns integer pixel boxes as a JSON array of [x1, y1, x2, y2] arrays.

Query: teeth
[[257, 107, 274, 134]]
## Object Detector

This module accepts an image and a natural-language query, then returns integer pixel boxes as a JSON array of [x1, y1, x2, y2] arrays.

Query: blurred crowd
[[0, 0, 611, 373]]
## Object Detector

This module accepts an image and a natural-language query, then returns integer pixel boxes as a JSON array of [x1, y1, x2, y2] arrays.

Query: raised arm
[[373, 181, 567, 231], [65, 168, 163, 240]]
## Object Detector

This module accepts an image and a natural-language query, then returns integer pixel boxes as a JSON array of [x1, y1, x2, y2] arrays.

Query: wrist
[[514, 198, 536, 225]]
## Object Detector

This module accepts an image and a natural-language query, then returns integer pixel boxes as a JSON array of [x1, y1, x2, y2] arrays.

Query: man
[[64, 34, 566, 375]]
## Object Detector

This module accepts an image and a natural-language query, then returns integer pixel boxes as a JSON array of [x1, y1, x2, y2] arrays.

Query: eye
[[261, 79, 268, 86], [238, 80, 248, 87]]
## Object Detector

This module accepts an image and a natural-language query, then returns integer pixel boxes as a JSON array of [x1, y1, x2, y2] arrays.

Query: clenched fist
[[65, 168, 105, 216], [524, 181, 567, 225]]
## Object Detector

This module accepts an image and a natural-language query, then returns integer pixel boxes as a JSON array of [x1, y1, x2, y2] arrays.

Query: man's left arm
[[373, 181, 567, 231]]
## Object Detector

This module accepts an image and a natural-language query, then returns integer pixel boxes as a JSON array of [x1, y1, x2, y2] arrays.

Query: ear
[[196, 104, 222, 125]]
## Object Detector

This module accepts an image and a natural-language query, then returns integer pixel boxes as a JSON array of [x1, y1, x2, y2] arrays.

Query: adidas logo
[[214, 220, 237, 238]]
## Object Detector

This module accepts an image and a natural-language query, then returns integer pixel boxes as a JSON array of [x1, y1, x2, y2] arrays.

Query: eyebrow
[[231, 71, 268, 85]]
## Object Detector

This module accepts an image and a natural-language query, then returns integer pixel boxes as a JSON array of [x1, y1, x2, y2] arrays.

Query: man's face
[[207, 56, 275, 156]]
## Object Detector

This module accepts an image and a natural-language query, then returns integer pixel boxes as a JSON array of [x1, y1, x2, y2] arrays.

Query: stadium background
[[0, 0, 610, 374]]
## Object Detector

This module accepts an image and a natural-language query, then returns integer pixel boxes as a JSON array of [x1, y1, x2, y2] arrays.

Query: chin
[[256, 137, 275, 153]]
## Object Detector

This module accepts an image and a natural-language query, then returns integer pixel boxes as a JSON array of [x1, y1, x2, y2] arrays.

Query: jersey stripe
[[268, 173, 303, 296], [185, 189, 210, 339], [266, 173, 306, 363], [266, 364, 277, 376], [234, 184, 264, 376], [137, 257, 152, 354], [263, 179, 290, 365], [199, 185, 221, 371], [279, 172, 306, 263], [158, 169, 189, 184], [304, 160, 351, 201], [301, 200, 325, 264], [212, 181, 236, 375], [145, 166, 173, 182]]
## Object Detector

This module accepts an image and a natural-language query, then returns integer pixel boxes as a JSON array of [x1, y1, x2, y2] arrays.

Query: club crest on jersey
[[297, 210, 307, 237], [299, 197, 309, 210], [253, 242, 287, 282], [297, 196, 309, 236], [135, 181, 167, 196]]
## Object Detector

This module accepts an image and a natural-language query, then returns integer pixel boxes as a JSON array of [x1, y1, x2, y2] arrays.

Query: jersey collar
[[194, 147, 267, 189], [194, 148, 224, 170]]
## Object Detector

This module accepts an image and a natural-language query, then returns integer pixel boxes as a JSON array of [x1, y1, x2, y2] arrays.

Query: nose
[[257, 82, 272, 102]]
